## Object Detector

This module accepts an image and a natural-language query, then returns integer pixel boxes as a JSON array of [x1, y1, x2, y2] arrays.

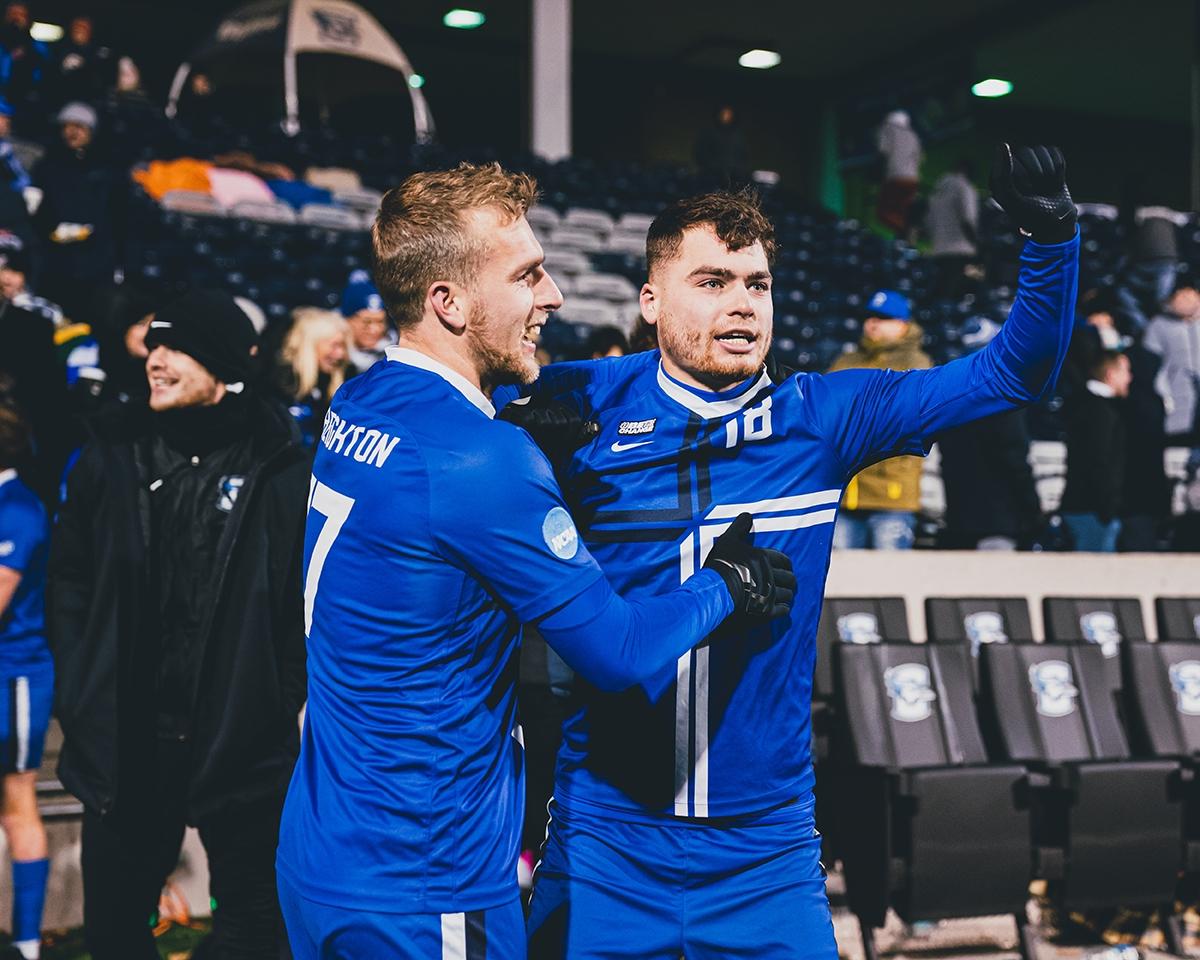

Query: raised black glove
[[703, 512, 796, 620], [498, 396, 599, 471], [989, 143, 1077, 244], [764, 351, 798, 385]]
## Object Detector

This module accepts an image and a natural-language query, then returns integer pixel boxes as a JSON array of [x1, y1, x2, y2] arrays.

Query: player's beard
[[655, 308, 771, 390], [467, 301, 542, 389]]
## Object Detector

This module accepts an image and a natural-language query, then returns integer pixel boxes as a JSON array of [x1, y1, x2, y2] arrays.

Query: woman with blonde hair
[[275, 307, 350, 447]]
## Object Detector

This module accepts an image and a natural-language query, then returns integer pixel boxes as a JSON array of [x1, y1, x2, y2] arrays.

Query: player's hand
[[989, 143, 1076, 244], [764, 351, 798, 385], [703, 512, 796, 620], [498, 396, 599, 471]]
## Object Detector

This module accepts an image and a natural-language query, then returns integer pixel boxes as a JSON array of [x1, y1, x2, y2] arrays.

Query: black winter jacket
[[47, 395, 309, 821]]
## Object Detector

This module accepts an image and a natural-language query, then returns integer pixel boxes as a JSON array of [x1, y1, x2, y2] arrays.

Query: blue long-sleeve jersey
[[277, 348, 733, 914], [496, 232, 1079, 820]]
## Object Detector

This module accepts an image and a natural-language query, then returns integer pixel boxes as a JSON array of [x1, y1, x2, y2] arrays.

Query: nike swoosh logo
[[611, 440, 653, 453]]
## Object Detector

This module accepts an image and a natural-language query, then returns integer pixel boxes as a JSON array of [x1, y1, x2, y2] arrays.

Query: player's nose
[[537, 269, 564, 313]]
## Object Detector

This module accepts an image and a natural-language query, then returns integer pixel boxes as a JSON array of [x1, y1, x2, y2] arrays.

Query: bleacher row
[[812, 594, 1200, 959]]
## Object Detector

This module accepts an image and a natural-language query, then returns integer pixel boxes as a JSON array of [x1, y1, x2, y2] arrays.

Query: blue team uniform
[[497, 233, 1080, 958], [0, 469, 53, 775], [277, 348, 735, 959]]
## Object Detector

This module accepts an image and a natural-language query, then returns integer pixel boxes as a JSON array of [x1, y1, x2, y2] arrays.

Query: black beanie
[[145, 290, 258, 385]]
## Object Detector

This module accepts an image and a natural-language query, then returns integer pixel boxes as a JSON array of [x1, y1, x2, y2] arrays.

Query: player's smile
[[713, 326, 758, 355]]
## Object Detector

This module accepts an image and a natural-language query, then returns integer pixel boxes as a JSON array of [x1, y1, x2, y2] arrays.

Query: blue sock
[[11, 858, 48, 948]]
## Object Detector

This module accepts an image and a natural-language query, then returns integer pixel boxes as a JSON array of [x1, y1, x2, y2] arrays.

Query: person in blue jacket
[[499, 145, 1080, 959], [275, 161, 795, 959]]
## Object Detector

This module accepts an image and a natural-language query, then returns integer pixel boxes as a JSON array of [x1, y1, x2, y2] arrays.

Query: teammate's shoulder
[[0, 477, 46, 524]]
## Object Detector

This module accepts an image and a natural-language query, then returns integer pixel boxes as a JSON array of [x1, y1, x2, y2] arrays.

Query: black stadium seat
[[835, 642, 1036, 960], [926, 597, 1034, 653], [1043, 596, 1145, 696], [1157, 597, 1200, 642], [979, 643, 1183, 923]]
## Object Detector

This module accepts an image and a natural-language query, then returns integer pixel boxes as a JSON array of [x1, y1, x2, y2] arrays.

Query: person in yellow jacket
[[828, 289, 932, 549]]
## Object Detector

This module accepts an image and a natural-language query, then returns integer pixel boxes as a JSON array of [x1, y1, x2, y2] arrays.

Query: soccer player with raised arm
[[274, 162, 796, 960], [498, 146, 1080, 959]]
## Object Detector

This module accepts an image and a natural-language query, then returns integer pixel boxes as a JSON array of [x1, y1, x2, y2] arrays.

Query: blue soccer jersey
[[0, 469, 51, 672], [276, 347, 734, 916], [497, 233, 1079, 820]]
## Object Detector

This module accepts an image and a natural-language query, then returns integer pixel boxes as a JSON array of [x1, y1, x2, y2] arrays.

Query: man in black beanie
[[47, 289, 309, 959]]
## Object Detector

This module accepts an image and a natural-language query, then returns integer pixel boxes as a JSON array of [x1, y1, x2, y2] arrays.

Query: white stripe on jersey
[[441, 912, 467, 960], [14, 677, 29, 772], [656, 364, 772, 420], [675, 491, 838, 817]]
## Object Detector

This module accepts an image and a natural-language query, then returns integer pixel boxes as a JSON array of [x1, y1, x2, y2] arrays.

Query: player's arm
[[430, 432, 794, 693], [0, 566, 19, 619], [813, 145, 1080, 477], [0, 490, 43, 622]]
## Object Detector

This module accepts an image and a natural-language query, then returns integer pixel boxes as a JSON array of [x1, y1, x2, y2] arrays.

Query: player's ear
[[639, 281, 659, 327], [428, 279, 468, 333]]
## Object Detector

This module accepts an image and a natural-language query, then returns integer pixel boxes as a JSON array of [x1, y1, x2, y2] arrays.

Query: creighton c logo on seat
[[1080, 611, 1121, 658], [883, 663, 936, 723], [964, 610, 1008, 658], [836, 612, 881, 645], [1169, 660, 1200, 716], [1029, 660, 1079, 718]]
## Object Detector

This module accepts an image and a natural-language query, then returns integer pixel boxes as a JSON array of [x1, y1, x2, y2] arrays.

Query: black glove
[[498, 396, 599, 471], [703, 512, 796, 620], [989, 143, 1077, 244]]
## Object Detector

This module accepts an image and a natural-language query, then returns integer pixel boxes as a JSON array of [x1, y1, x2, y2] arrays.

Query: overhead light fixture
[[738, 49, 781, 70], [30, 21, 62, 42], [443, 9, 486, 29], [408, 73, 425, 89], [971, 78, 1013, 98]]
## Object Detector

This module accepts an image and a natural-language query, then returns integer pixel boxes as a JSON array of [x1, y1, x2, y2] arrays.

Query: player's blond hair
[[371, 162, 539, 329]]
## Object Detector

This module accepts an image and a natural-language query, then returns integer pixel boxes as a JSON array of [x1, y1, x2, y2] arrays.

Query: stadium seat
[[160, 190, 225, 217], [230, 200, 298, 225], [572, 272, 639, 304], [615, 212, 655, 234], [1157, 597, 1200, 641], [298, 204, 365, 231], [555, 299, 626, 330], [525, 206, 561, 234], [925, 597, 1034, 656], [978, 643, 1184, 921], [1042, 596, 1144, 695], [331, 187, 383, 213], [835, 642, 1036, 960], [541, 251, 591, 277], [562, 207, 614, 235], [548, 225, 606, 253]]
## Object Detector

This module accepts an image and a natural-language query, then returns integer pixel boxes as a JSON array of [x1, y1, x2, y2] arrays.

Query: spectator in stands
[[875, 110, 921, 235], [937, 318, 1042, 550], [0, 251, 67, 503], [0, 400, 52, 960], [1143, 280, 1200, 444], [0, 3, 48, 116], [1120, 331, 1171, 550], [339, 269, 391, 375], [48, 290, 308, 960], [91, 286, 154, 405], [829, 289, 931, 549], [32, 102, 118, 320], [276, 306, 350, 446], [49, 15, 111, 106], [629, 315, 658, 353], [693, 105, 749, 181], [1061, 350, 1131, 552], [0, 96, 28, 193], [925, 158, 978, 300], [1117, 205, 1185, 332], [1062, 289, 1126, 402], [585, 325, 628, 359]]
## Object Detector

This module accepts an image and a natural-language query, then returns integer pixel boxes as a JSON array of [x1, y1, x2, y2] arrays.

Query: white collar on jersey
[[384, 346, 496, 419], [0, 468, 14, 488], [655, 362, 772, 420]]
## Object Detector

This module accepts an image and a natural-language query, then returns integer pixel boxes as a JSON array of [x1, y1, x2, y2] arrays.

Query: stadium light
[[443, 9, 486, 29], [738, 49, 782, 70], [30, 21, 62, 42], [408, 74, 426, 89], [971, 78, 1014, 98]]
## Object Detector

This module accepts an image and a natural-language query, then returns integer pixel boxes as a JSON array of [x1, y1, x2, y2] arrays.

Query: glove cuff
[[1028, 219, 1078, 246]]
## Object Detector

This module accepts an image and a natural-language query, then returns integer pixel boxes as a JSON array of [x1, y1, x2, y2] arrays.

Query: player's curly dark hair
[[646, 188, 777, 276], [0, 398, 30, 470]]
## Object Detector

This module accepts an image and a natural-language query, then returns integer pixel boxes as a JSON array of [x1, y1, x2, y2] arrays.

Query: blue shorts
[[278, 874, 524, 960], [527, 795, 838, 960], [0, 662, 52, 774]]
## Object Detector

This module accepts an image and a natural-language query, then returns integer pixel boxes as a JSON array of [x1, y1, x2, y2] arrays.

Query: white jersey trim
[[656, 363, 772, 420], [0, 468, 16, 488], [385, 346, 496, 419], [440, 912, 467, 960]]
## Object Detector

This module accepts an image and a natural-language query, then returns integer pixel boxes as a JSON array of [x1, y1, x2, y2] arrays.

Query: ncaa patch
[[618, 418, 656, 436], [0, 540, 13, 558], [542, 506, 579, 561]]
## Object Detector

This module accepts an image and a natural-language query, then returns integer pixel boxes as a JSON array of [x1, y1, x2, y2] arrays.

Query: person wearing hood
[[828, 289, 932, 548], [339, 269, 393, 376], [48, 289, 309, 959]]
